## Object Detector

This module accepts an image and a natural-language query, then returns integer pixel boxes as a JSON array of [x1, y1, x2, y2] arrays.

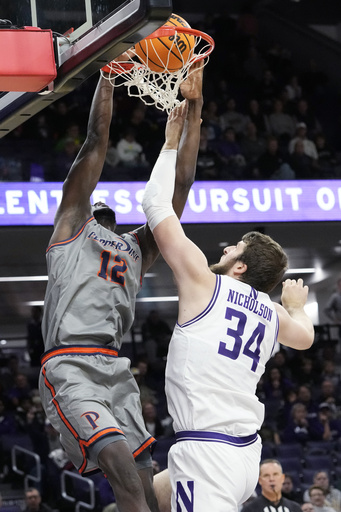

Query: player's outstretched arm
[[50, 75, 113, 244], [138, 61, 204, 275], [138, 101, 190, 275], [173, 60, 204, 217], [275, 278, 315, 350]]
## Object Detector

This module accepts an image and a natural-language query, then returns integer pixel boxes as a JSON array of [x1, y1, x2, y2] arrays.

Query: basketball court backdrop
[[0, 0, 172, 137]]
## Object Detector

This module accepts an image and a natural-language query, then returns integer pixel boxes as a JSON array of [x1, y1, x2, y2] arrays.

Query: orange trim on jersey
[[46, 216, 94, 253], [42, 366, 79, 439], [41, 346, 118, 366], [130, 231, 140, 246], [42, 366, 125, 474], [77, 428, 125, 473], [133, 436, 156, 458]]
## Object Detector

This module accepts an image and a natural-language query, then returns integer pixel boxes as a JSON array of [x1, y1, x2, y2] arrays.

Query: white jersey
[[165, 274, 278, 436]]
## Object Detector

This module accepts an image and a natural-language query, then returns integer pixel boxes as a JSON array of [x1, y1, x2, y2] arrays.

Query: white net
[[101, 28, 214, 114]]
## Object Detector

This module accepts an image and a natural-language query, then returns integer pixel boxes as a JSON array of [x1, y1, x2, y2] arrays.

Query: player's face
[[92, 202, 116, 230], [210, 241, 246, 276], [258, 462, 285, 494]]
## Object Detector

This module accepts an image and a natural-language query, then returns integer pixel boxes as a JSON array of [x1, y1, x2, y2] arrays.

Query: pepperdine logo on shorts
[[1, 180, 341, 226]]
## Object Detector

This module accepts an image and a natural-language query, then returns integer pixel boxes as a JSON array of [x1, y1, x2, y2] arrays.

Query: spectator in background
[[314, 133, 340, 178], [241, 459, 302, 512], [196, 125, 220, 179], [23, 487, 54, 512], [219, 97, 247, 136], [141, 401, 165, 439], [263, 367, 294, 403], [288, 123, 319, 161], [54, 122, 84, 154], [296, 385, 319, 420], [252, 135, 294, 180], [116, 127, 148, 170], [280, 402, 325, 445], [6, 373, 32, 410], [267, 98, 296, 145], [317, 402, 341, 442], [288, 139, 318, 179], [317, 379, 341, 409], [303, 472, 341, 512], [302, 504, 315, 512], [245, 98, 270, 136], [240, 121, 267, 167], [51, 137, 79, 181], [131, 365, 157, 406], [324, 278, 341, 341], [293, 98, 321, 138], [201, 100, 222, 142], [215, 126, 246, 179], [285, 75, 302, 103], [27, 306, 44, 368], [282, 474, 303, 504], [320, 360, 341, 390], [307, 486, 337, 512]]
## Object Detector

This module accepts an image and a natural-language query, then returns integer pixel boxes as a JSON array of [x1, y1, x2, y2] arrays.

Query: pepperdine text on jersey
[[87, 232, 140, 261]]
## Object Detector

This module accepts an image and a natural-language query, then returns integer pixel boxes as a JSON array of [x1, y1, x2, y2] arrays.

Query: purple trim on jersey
[[270, 311, 280, 357], [177, 275, 221, 328], [46, 216, 94, 253], [175, 430, 258, 447]]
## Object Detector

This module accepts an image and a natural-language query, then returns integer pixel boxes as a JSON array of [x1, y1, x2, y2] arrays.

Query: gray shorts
[[39, 348, 155, 474]]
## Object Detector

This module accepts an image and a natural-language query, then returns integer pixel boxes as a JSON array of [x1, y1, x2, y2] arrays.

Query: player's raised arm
[[173, 59, 204, 217], [142, 103, 210, 288], [275, 278, 315, 350], [50, 75, 113, 245], [137, 61, 205, 275]]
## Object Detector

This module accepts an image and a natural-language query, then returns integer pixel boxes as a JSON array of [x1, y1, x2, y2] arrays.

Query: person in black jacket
[[241, 459, 302, 512]]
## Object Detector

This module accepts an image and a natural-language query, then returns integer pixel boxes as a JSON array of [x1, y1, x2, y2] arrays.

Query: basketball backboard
[[0, 0, 172, 137]]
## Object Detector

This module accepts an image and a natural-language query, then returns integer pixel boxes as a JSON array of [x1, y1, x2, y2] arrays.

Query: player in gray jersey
[[39, 58, 204, 512], [142, 105, 315, 511]]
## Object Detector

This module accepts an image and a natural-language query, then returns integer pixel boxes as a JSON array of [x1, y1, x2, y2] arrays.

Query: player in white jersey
[[142, 106, 315, 512], [39, 58, 204, 512]]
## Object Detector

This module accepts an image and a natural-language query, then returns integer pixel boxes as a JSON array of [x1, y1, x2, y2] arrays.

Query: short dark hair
[[309, 485, 326, 497], [237, 231, 288, 293], [260, 459, 283, 471]]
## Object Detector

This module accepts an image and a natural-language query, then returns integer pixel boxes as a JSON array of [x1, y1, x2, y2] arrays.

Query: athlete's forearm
[[142, 150, 177, 232]]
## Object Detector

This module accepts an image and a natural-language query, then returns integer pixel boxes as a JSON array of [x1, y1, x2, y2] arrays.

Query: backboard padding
[[0, 0, 172, 138]]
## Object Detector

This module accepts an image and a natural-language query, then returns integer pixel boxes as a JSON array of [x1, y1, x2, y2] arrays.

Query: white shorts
[[168, 431, 261, 512]]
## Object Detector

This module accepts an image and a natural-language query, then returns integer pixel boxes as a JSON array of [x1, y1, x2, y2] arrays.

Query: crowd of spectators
[[1, 305, 341, 510], [1, 8, 341, 183], [1, 4, 341, 511]]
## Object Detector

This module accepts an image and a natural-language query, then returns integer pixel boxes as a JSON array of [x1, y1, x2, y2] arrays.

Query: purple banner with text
[[0, 180, 340, 225]]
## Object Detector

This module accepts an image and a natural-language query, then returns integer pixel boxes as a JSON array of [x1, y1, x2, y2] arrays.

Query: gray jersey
[[42, 217, 142, 351]]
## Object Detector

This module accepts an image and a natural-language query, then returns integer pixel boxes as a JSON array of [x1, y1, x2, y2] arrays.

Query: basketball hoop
[[101, 26, 215, 113]]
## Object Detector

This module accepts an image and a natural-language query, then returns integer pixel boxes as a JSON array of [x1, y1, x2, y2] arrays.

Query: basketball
[[135, 13, 195, 73]]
